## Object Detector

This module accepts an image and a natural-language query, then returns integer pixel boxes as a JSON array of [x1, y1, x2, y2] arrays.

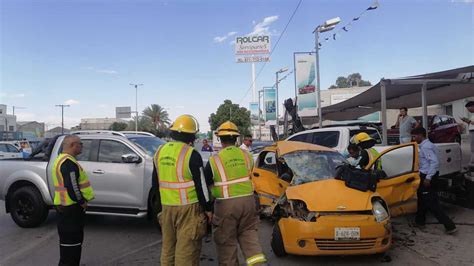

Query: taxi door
[[366, 143, 420, 217], [252, 149, 289, 207]]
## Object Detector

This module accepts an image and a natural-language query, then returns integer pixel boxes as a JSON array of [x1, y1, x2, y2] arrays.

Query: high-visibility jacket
[[366, 148, 382, 170], [154, 142, 198, 206], [52, 153, 94, 206], [209, 146, 254, 199]]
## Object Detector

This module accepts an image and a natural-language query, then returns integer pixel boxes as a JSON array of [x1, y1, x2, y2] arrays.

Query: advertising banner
[[249, 102, 259, 125], [263, 88, 276, 122], [235, 35, 271, 55], [294, 52, 317, 116]]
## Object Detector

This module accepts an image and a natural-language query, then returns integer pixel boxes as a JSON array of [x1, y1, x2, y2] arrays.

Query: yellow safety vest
[[52, 153, 94, 206], [154, 141, 198, 206], [209, 146, 254, 199], [367, 148, 382, 170]]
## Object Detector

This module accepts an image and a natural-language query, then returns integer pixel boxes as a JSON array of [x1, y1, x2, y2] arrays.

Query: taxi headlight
[[372, 200, 389, 223]]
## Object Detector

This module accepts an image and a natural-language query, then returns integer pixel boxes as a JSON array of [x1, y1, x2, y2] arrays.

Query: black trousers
[[56, 204, 85, 266], [415, 172, 456, 231]]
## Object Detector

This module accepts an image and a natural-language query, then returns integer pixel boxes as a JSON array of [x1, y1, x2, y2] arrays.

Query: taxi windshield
[[282, 151, 347, 185]]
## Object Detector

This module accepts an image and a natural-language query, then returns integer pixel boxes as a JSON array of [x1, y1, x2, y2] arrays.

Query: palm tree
[[142, 104, 171, 130]]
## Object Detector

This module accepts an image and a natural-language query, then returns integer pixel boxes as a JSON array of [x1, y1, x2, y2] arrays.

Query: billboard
[[235, 35, 271, 55], [294, 52, 317, 116], [263, 88, 276, 122], [249, 102, 259, 125], [115, 106, 132, 119]]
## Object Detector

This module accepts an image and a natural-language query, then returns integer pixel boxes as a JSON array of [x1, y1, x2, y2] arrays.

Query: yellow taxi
[[251, 141, 420, 256]]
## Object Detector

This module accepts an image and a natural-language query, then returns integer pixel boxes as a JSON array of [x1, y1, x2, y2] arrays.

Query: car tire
[[9, 186, 49, 228], [271, 223, 287, 257], [149, 190, 162, 230]]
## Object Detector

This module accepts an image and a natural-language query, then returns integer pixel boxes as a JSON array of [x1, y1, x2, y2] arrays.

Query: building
[[0, 104, 17, 132], [45, 127, 70, 138], [79, 118, 127, 130], [17, 121, 45, 138]]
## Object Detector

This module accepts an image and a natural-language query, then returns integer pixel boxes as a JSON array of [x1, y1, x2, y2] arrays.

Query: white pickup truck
[[286, 126, 462, 177], [0, 131, 165, 228]]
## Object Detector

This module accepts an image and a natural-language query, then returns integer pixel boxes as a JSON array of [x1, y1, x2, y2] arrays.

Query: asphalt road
[[1, 202, 474, 266]]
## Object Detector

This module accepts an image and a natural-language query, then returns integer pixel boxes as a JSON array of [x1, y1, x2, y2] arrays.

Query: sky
[[1, 0, 473, 132]]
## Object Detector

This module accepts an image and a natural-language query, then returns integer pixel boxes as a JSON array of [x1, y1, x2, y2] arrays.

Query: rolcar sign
[[235, 35, 271, 55]]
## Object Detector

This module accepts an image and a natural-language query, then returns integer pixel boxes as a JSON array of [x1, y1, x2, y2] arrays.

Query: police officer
[[52, 135, 94, 266], [204, 121, 267, 266], [351, 132, 381, 169], [152, 114, 212, 266]]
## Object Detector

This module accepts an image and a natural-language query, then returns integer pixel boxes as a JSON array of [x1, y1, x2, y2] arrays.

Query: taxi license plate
[[335, 227, 360, 240]]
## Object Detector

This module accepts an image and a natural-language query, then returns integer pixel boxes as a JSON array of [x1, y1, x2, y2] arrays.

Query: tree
[[142, 104, 171, 130], [209, 100, 251, 136], [109, 122, 128, 131], [329, 73, 372, 89]]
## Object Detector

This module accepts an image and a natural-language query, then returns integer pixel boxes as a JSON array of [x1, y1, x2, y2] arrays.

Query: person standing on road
[[201, 139, 213, 152], [461, 101, 474, 169], [352, 132, 381, 170], [152, 114, 213, 266], [395, 107, 418, 144], [204, 121, 267, 266], [412, 127, 457, 234], [239, 134, 253, 151], [52, 135, 94, 266]]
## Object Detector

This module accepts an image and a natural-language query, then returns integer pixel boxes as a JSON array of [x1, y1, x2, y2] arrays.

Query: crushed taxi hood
[[285, 179, 372, 212]]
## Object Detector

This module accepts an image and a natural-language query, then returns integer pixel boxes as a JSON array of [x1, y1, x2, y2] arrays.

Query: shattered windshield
[[283, 151, 347, 185]]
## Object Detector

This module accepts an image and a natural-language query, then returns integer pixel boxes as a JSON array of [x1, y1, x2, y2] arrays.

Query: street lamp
[[129, 83, 144, 132], [313, 17, 340, 128], [275, 67, 288, 139]]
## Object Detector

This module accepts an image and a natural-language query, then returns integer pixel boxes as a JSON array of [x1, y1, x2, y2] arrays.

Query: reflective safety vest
[[52, 153, 94, 206], [209, 146, 254, 199], [154, 142, 198, 206], [367, 148, 382, 170]]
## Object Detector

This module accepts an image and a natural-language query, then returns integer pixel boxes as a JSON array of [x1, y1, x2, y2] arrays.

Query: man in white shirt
[[239, 135, 253, 151], [461, 101, 474, 169]]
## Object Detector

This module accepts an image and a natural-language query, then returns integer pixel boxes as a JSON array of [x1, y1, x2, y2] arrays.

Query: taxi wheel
[[271, 223, 287, 257]]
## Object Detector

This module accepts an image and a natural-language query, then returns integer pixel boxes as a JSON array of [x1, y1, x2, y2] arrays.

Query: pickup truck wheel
[[271, 223, 287, 257], [9, 186, 49, 228]]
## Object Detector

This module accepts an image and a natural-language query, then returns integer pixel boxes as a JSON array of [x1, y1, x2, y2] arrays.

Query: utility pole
[[12, 106, 26, 116], [129, 83, 144, 132], [55, 104, 70, 134]]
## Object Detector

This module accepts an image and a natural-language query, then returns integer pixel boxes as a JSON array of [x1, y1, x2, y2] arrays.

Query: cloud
[[0, 92, 26, 98], [248, 15, 279, 36], [96, 69, 118, 74], [213, 31, 238, 43], [16, 112, 37, 121], [65, 99, 80, 105]]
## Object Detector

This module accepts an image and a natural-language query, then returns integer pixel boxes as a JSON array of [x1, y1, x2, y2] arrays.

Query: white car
[[0, 142, 22, 159]]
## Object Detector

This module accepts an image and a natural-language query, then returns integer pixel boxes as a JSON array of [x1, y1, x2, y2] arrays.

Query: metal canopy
[[320, 65, 474, 144]]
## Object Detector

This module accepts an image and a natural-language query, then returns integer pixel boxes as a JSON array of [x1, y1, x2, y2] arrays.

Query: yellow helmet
[[216, 121, 240, 137], [352, 132, 373, 145], [169, 115, 199, 134]]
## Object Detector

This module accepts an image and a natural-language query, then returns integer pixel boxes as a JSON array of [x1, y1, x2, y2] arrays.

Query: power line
[[238, 0, 303, 105]]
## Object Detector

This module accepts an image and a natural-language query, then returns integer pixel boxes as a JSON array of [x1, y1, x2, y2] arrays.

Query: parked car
[[251, 141, 421, 256], [387, 115, 461, 145], [0, 141, 23, 159], [0, 131, 165, 228]]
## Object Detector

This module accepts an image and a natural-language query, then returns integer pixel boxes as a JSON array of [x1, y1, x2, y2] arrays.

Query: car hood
[[285, 179, 373, 212]]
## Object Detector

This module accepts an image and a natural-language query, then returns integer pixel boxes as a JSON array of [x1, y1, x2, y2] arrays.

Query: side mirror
[[122, 153, 142, 164]]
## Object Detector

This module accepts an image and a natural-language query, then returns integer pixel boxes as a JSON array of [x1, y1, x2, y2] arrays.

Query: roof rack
[[120, 131, 155, 137], [70, 130, 126, 137]]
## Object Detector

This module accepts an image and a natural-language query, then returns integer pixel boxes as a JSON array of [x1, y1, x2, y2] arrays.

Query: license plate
[[335, 227, 360, 240]]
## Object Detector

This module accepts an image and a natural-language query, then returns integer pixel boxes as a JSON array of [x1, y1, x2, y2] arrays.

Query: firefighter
[[352, 132, 381, 169], [52, 135, 94, 266], [204, 121, 267, 266], [152, 114, 212, 266]]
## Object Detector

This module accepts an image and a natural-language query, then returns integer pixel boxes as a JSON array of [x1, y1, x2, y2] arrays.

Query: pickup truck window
[[288, 131, 340, 148], [76, 140, 94, 162], [98, 140, 136, 163], [349, 129, 382, 144]]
